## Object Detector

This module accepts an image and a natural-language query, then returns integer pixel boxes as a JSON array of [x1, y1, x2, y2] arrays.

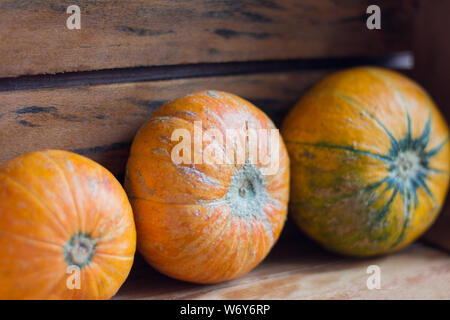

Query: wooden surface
[[413, 0, 450, 252], [114, 239, 450, 300], [0, 0, 412, 78], [0, 71, 328, 176]]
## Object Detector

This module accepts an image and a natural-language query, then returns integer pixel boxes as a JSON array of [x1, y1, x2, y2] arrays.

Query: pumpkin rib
[[244, 220, 261, 273], [79, 270, 89, 300], [94, 252, 134, 260], [259, 211, 275, 245], [86, 200, 105, 241], [245, 219, 270, 276], [146, 112, 229, 142], [159, 93, 228, 129], [88, 191, 134, 248], [285, 140, 392, 163], [0, 172, 70, 240], [267, 196, 285, 209], [426, 137, 449, 156], [265, 165, 288, 183], [60, 162, 88, 235], [365, 68, 413, 137], [83, 263, 100, 299], [129, 194, 228, 207], [6, 252, 68, 300], [334, 91, 399, 149], [0, 229, 63, 251], [127, 162, 230, 205], [133, 201, 231, 262], [230, 220, 251, 279], [428, 168, 450, 175], [39, 151, 85, 234], [171, 208, 232, 260], [237, 219, 254, 278], [211, 218, 257, 283], [94, 217, 133, 244], [78, 163, 114, 240], [42, 268, 71, 300], [68, 261, 103, 300], [142, 204, 234, 261], [250, 218, 271, 265], [307, 90, 400, 151], [375, 186, 398, 222], [88, 259, 122, 293], [144, 112, 239, 170], [217, 222, 247, 282], [39, 152, 81, 231], [210, 220, 242, 282], [243, 220, 264, 275], [198, 217, 242, 283], [225, 220, 256, 281], [175, 165, 223, 189], [391, 186, 412, 248]]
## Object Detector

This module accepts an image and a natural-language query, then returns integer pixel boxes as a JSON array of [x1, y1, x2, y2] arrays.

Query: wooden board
[[114, 240, 450, 300], [412, 0, 450, 252], [0, 71, 328, 176], [0, 0, 412, 78]]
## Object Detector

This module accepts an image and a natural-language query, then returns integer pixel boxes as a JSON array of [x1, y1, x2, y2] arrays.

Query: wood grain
[[412, 0, 450, 252], [114, 240, 450, 300], [0, 71, 328, 176], [0, 0, 412, 78]]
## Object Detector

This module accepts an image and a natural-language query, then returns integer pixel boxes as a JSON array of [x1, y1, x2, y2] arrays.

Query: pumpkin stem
[[64, 233, 96, 268], [223, 164, 268, 220], [392, 151, 420, 180]]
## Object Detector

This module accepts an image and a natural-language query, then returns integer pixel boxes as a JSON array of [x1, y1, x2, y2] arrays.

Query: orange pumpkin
[[282, 67, 449, 256], [0, 150, 136, 299], [125, 90, 289, 283]]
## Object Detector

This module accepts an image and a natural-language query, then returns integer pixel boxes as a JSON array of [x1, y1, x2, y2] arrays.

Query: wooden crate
[[0, 0, 448, 299]]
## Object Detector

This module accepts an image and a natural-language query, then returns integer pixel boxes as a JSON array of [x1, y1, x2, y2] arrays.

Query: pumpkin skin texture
[[125, 90, 289, 284], [0, 150, 136, 299], [282, 67, 449, 257]]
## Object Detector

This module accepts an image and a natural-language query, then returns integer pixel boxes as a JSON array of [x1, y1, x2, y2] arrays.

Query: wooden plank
[[0, 71, 328, 176], [114, 241, 450, 300], [412, 0, 450, 252], [0, 0, 412, 78], [0, 53, 414, 93]]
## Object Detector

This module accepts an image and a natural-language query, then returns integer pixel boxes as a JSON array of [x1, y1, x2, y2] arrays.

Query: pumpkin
[[281, 67, 449, 256], [0, 150, 136, 299], [125, 90, 289, 283]]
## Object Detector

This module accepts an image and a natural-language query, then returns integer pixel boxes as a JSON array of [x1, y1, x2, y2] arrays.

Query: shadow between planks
[[114, 239, 450, 300]]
